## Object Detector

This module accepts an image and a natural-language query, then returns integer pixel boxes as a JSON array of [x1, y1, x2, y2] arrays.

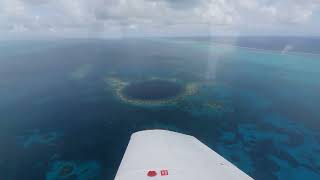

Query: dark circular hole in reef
[[121, 79, 184, 101]]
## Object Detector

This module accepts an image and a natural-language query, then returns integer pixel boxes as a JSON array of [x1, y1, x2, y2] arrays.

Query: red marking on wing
[[160, 170, 169, 176], [147, 170, 157, 177]]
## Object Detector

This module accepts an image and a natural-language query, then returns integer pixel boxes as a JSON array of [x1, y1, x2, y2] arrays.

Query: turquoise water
[[0, 38, 319, 179]]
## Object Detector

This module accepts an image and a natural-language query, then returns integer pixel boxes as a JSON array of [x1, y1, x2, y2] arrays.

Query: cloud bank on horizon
[[0, 0, 319, 38]]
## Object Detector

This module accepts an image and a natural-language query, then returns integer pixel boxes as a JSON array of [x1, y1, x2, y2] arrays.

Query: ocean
[[0, 37, 319, 180]]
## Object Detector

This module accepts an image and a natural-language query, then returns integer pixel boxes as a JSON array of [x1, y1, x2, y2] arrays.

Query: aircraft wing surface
[[115, 130, 253, 180]]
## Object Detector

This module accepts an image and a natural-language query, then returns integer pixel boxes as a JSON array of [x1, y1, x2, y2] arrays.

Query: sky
[[0, 0, 319, 38]]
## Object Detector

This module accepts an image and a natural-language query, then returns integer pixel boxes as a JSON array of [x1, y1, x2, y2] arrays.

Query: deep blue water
[[0, 38, 319, 180], [121, 79, 183, 100]]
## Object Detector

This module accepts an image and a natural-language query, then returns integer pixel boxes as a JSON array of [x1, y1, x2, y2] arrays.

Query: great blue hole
[[121, 79, 184, 101]]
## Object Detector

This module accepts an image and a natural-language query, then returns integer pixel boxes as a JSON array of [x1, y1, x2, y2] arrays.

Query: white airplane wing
[[115, 130, 253, 180]]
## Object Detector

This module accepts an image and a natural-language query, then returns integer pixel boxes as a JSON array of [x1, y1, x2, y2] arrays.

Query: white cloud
[[0, 0, 319, 37]]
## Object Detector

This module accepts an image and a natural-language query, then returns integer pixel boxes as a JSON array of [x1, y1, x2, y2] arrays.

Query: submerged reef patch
[[46, 161, 101, 180], [230, 114, 320, 178], [70, 64, 93, 80], [217, 132, 254, 173], [17, 129, 62, 148]]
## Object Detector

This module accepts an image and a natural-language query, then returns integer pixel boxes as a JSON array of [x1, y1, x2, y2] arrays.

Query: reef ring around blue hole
[[120, 79, 185, 103]]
